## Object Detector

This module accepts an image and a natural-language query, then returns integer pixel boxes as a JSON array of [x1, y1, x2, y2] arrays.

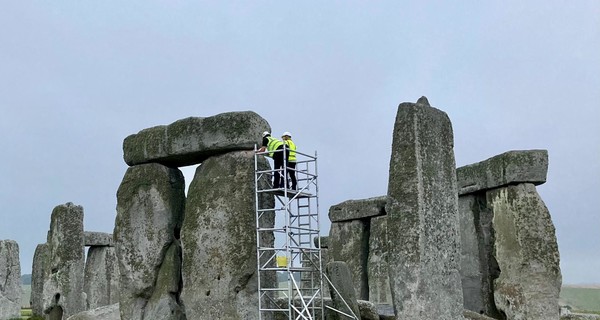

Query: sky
[[1, 2, 598, 285]]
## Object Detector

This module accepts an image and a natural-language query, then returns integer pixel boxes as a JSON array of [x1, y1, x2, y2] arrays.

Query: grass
[[21, 308, 32, 320], [560, 286, 600, 313]]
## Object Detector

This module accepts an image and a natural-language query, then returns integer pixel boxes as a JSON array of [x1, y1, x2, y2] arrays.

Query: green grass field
[[560, 286, 600, 313]]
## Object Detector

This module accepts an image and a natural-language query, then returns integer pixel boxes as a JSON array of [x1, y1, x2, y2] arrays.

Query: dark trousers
[[272, 146, 288, 188], [286, 162, 297, 189]]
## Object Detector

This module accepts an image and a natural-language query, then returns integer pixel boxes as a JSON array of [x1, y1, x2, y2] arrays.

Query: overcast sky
[[1, 2, 598, 284]]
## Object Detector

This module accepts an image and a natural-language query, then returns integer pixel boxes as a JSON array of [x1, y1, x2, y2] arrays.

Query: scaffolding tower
[[254, 145, 360, 320], [254, 145, 324, 320]]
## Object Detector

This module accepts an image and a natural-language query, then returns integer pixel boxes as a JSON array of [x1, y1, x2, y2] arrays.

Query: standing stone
[[181, 151, 275, 320], [123, 111, 271, 167], [325, 261, 361, 320], [31, 243, 48, 317], [457, 149, 550, 318], [0, 240, 21, 320], [459, 195, 485, 313], [83, 246, 119, 309], [459, 194, 501, 318], [368, 215, 392, 307], [487, 183, 561, 320], [42, 202, 86, 319], [143, 242, 185, 320], [386, 97, 463, 319], [328, 220, 369, 300], [114, 163, 185, 320]]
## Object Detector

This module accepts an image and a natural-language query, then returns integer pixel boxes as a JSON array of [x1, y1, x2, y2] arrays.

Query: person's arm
[[257, 137, 268, 152]]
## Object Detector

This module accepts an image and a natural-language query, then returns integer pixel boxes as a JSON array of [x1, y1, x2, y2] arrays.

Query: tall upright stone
[[328, 220, 369, 300], [328, 196, 387, 301], [0, 240, 21, 320], [83, 246, 120, 309], [368, 215, 392, 308], [457, 149, 553, 318], [114, 163, 186, 320], [42, 202, 86, 319], [325, 261, 361, 320], [385, 97, 463, 319], [31, 243, 49, 317], [487, 183, 561, 320], [181, 151, 275, 320], [458, 194, 500, 317]]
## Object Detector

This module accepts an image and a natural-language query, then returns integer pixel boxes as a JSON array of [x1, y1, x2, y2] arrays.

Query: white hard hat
[[263, 131, 270, 137], [282, 131, 292, 137]]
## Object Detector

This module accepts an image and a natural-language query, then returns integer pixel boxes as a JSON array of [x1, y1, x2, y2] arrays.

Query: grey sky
[[1, 2, 598, 284]]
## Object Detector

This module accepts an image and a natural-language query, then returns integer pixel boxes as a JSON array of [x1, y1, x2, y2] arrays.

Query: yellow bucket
[[276, 256, 287, 268]]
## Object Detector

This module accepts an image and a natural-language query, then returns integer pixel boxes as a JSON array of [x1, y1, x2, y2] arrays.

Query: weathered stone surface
[[31, 243, 48, 317], [114, 163, 185, 320], [457, 149, 548, 195], [66, 303, 120, 320], [181, 151, 274, 319], [328, 196, 387, 222], [328, 220, 368, 300], [123, 111, 271, 167], [325, 261, 361, 320], [368, 215, 392, 307], [463, 309, 499, 320], [0, 240, 21, 320], [377, 304, 395, 320], [487, 183, 561, 320], [83, 246, 119, 309], [357, 299, 379, 320], [84, 232, 113, 247], [386, 97, 463, 319], [42, 202, 86, 318], [314, 236, 329, 248], [301, 246, 330, 298], [459, 194, 502, 318], [143, 242, 185, 320], [561, 313, 600, 320]]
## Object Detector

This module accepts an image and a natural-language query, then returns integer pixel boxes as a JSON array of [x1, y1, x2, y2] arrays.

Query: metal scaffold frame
[[254, 145, 359, 320], [254, 145, 324, 320]]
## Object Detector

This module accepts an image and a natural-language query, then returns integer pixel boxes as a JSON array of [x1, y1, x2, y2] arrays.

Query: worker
[[258, 131, 287, 188], [282, 132, 297, 190]]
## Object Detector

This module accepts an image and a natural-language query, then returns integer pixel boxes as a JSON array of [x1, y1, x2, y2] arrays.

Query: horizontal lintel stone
[[328, 196, 387, 222], [84, 232, 113, 247], [123, 111, 270, 167], [457, 150, 548, 196]]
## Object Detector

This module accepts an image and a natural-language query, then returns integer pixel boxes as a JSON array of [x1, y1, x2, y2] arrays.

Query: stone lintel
[[84, 232, 113, 247], [457, 150, 548, 195], [314, 236, 329, 248], [122, 111, 270, 167], [328, 196, 387, 222]]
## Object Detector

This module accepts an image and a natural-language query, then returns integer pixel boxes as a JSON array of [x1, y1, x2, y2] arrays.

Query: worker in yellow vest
[[258, 131, 288, 188], [282, 132, 297, 190]]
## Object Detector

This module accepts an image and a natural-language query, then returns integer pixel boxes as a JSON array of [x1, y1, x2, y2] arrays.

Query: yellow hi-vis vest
[[285, 139, 296, 162], [266, 136, 283, 157]]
